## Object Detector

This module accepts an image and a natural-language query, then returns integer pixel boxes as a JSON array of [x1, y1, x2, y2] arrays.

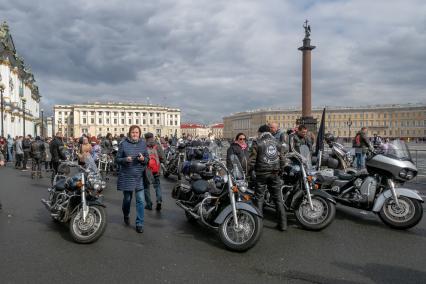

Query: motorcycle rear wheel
[[69, 205, 107, 244], [295, 196, 336, 231], [379, 196, 423, 230], [218, 210, 262, 252]]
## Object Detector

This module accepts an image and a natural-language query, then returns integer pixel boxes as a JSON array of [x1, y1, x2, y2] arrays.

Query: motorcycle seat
[[191, 179, 209, 194], [334, 170, 353, 180]]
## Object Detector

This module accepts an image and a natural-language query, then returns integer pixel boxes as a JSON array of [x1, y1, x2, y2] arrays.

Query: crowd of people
[[0, 122, 408, 233]]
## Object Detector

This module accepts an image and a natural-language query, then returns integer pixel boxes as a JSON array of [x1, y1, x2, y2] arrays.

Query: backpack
[[147, 144, 161, 174], [353, 134, 361, 148]]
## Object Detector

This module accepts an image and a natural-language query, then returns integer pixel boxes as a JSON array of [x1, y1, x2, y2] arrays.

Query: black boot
[[256, 198, 264, 215], [275, 202, 287, 231]]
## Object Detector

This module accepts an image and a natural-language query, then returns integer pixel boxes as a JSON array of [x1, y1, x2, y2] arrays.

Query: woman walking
[[116, 125, 149, 233]]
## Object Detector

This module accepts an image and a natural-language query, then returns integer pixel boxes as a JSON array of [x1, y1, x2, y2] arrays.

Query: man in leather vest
[[249, 125, 287, 231], [30, 136, 46, 178], [50, 132, 67, 183], [288, 125, 312, 154]]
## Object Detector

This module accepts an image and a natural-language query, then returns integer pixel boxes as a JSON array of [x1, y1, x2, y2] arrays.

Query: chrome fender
[[372, 188, 424, 212], [214, 202, 262, 224]]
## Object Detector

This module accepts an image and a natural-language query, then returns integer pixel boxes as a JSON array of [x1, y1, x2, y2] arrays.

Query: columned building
[[181, 123, 209, 138], [54, 102, 181, 138], [209, 123, 224, 139], [224, 104, 426, 140], [0, 21, 41, 138]]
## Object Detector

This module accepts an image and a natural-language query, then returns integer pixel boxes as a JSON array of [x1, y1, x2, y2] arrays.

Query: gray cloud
[[1, 0, 425, 123]]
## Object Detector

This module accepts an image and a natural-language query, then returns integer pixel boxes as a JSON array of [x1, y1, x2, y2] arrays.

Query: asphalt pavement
[[1, 166, 426, 284]]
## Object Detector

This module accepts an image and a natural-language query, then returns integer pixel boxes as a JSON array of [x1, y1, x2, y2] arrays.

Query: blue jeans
[[122, 190, 145, 227], [356, 152, 366, 170], [7, 147, 13, 162], [144, 174, 162, 208]]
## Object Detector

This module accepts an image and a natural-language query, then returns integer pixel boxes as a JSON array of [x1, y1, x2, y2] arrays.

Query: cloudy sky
[[1, 0, 425, 123]]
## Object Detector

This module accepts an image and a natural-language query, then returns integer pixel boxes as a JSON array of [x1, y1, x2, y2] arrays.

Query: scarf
[[236, 141, 247, 150]]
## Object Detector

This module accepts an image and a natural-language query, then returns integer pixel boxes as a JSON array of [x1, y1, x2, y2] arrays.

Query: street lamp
[[0, 82, 5, 138], [21, 98, 26, 137], [41, 108, 44, 138], [346, 117, 353, 142]]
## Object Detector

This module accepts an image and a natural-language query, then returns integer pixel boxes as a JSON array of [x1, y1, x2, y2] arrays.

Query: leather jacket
[[249, 132, 286, 175], [288, 133, 312, 154], [30, 140, 46, 160]]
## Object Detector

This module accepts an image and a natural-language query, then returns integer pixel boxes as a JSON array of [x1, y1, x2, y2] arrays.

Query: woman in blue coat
[[116, 125, 149, 233]]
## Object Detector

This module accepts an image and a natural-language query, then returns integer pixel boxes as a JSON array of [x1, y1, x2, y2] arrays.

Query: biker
[[101, 133, 113, 154], [30, 136, 46, 178], [353, 127, 373, 170], [226, 132, 249, 174], [249, 124, 287, 231], [50, 132, 67, 183], [22, 135, 32, 171], [268, 122, 287, 144], [288, 125, 312, 154]]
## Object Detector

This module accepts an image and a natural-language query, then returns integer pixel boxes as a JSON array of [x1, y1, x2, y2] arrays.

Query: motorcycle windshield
[[300, 145, 313, 170], [381, 140, 412, 161], [230, 154, 244, 180], [85, 155, 100, 174]]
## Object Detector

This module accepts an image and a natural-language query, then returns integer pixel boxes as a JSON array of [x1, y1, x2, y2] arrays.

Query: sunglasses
[[238, 137, 246, 141]]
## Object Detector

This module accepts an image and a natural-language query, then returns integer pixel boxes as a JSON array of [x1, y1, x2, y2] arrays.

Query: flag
[[315, 108, 326, 156]]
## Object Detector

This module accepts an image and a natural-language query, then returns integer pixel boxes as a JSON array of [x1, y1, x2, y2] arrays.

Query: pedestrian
[[116, 125, 149, 233], [77, 136, 92, 165], [143, 132, 165, 211], [249, 125, 287, 231], [14, 136, 24, 169], [353, 127, 373, 170], [226, 132, 249, 174], [43, 138, 52, 172], [7, 134, 14, 163], [50, 132, 67, 183], [30, 136, 46, 179], [22, 135, 32, 171]]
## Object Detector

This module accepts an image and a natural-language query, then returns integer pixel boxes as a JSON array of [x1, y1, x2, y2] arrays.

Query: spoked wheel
[[379, 196, 423, 230], [69, 205, 107, 244], [295, 196, 336, 231], [218, 210, 262, 252]]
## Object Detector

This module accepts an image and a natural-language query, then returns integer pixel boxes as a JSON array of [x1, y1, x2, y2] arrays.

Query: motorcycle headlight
[[101, 181, 106, 189], [93, 183, 100, 191], [399, 169, 407, 179], [405, 170, 415, 180], [237, 180, 248, 193]]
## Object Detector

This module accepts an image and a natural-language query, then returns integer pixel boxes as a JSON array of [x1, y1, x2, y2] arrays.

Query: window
[[107, 128, 110, 131], [91, 111, 95, 115], [150, 119, 153, 124], [170, 120, 173, 125], [156, 113, 160, 116], [82, 118, 86, 124], [83, 111, 87, 115], [136, 119, 139, 124], [157, 119, 160, 125], [128, 112, 133, 116], [143, 119, 146, 125], [99, 118, 102, 124], [58, 111, 62, 115], [98, 111, 103, 115], [128, 119, 132, 124], [150, 113, 153, 117], [99, 128, 102, 132], [121, 112, 125, 116], [91, 118, 95, 124], [143, 112, 147, 116], [114, 119, 117, 124], [121, 119, 125, 124], [122, 128, 125, 132], [106, 111, 110, 115], [106, 118, 109, 124], [175, 121, 178, 126], [114, 112, 118, 116]]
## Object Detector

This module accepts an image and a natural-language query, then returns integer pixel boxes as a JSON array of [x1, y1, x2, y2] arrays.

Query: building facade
[[54, 102, 181, 138], [209, 123, 224, 139], [0, 21, 41, 138], [180, 123, 209, 138], [224, 104, 426, 140]]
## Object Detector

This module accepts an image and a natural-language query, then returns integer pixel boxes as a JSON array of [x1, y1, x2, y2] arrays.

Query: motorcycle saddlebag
[[171, 182, 192, 200]]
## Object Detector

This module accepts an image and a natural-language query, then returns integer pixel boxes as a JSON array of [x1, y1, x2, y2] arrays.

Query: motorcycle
[[41, 156, 107, 243], [316, 139, 424, 229], [164, 139, 186, 180], [172, 152, 263, 251], [264, 145, 337, 230]]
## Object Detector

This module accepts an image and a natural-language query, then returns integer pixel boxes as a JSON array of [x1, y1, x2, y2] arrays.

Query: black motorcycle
[[264, 145, 337, 230], [316, 139, 424, 229], [172, 154, 263, 251], [164, 139, 186, 180], [41, 156, 107, 243]]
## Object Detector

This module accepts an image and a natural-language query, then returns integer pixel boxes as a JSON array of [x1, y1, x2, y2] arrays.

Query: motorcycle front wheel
[[218, 210, 262, 252], [379, 196, 423, 230], [295, 195, 336, 231], [69, 205, 107, 244]]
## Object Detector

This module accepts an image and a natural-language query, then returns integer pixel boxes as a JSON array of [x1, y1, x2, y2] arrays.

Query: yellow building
[[54, 102, 181, 138], [224, 104, 426, 140]]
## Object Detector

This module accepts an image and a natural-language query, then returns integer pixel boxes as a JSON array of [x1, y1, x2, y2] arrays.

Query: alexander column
[[297, 20, 317, 133]]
